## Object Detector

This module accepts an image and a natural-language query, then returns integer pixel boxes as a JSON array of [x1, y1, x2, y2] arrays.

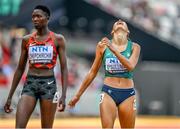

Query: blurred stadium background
[[0, 0, 180, 128]]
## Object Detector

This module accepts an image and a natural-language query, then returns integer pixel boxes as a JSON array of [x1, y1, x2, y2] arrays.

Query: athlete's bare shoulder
[[52, 32, 66, 48], [22, 34, 31, 40], [132, 42, 141, 50], [53, 32, 65, 41], [21, 34, 32, 45]]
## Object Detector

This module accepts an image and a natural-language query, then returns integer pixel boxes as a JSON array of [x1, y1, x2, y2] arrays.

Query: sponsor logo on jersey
[[29, 45, 53, 63]]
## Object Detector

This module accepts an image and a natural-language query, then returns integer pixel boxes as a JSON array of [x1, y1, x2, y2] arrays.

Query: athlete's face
[[32, 9, 48, 29], [112, 20, 129, 35], [111, 20, 129, 41]]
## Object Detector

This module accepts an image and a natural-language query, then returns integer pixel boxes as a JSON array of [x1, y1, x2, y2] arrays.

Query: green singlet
[[102, 40, 133, 79]]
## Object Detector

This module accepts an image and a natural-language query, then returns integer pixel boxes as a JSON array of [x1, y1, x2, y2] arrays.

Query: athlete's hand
[[57, 96, 66, 112], [68, 96, 80, 108], [101, 37, 117, 53], [97, 37, 109, 48], [4, 99, 13, 113], [101, 37, 111, 47]]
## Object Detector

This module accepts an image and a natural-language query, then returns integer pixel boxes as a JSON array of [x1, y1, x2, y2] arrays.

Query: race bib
[[105, 58, 126, 73], [99, 93, 105, 104], [29, 45, 53, 63], [53, 91, 60, 103]]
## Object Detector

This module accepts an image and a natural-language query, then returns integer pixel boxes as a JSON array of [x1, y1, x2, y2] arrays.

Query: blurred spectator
[[0, 68, 8, 87], [88, 0, 180, 45], [0, 38, 2, 63]]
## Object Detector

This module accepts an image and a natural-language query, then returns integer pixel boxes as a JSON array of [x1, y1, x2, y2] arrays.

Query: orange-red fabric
[[26, 31, 58, 69]]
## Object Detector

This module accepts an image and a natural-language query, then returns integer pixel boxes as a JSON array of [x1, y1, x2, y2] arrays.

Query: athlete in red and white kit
[[4, 5, 68, 128]]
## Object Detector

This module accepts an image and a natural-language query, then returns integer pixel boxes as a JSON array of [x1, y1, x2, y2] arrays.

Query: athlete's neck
[[112, 36, 127, 45], [36, 27, 50, 36]]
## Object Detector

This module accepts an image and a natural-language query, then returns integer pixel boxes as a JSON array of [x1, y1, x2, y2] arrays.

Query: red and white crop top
[[26, 31, 58, 69]]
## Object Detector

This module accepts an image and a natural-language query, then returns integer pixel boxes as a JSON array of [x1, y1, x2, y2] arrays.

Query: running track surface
[[0, 116, 180, 128]]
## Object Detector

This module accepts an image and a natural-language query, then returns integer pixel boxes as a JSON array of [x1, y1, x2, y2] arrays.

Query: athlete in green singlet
[[69, 19, 141, 129]]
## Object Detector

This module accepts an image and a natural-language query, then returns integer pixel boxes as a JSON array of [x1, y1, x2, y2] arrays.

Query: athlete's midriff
[[104, 77, 134, 89], [28, 67, 54, 76]]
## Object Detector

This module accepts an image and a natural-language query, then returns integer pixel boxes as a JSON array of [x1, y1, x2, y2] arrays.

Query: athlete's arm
[[68, 40, 106, 107], [4, 35, 28, 113], [102, 37, 141, 71], [56, 34, 68, 112]]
